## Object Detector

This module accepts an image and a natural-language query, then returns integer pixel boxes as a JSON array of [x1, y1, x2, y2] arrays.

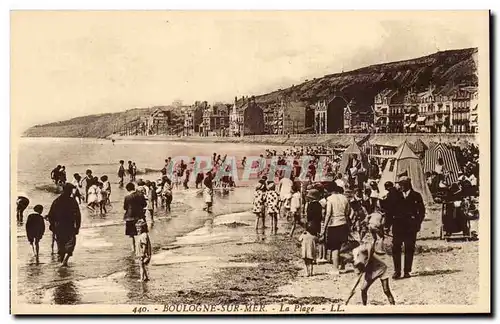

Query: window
[[388, 159, 396, 172]]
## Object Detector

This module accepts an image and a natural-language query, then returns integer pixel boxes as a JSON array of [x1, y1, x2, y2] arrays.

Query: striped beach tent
[[423, 142, 461, 183]]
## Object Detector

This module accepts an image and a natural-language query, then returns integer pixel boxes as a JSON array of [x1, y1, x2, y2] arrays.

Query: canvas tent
[[411, 138, 428, 156], [423, 142, 461, 183], [339, 138, 370, 174], [378, 140, 433, 204]]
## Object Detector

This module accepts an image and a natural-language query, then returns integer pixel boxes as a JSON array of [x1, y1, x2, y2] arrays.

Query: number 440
[[132, 307, 148, 314]]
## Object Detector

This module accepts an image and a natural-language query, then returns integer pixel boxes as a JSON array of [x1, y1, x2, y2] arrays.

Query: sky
[[11, 11, 487, 134]]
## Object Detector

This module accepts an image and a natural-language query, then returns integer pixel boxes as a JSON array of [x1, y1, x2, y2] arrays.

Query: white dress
[[87, 185, 98, 204]]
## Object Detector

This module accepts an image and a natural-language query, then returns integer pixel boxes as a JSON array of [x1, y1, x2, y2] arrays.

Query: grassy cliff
[[23, 47, 478, 138]]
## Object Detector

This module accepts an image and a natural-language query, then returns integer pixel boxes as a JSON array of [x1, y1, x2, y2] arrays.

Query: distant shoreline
[[106, 133, 477, 147], [21, 133, 478, 147]]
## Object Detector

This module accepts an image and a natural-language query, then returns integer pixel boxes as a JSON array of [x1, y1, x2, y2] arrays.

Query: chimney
[[234, 96, 238, 105]]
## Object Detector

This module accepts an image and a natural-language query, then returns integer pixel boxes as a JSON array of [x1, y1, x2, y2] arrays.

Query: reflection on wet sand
[[53, 268, 80, 304]]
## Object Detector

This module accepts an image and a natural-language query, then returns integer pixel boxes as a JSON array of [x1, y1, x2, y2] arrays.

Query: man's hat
[[397, 176, 411, 183], [306, 189, 321, 200]]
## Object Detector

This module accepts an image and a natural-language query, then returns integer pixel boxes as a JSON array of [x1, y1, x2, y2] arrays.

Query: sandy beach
[[99, 204, 479, 306]]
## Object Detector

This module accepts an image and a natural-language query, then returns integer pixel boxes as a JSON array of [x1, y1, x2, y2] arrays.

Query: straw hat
[[396, 176, 411, 183]]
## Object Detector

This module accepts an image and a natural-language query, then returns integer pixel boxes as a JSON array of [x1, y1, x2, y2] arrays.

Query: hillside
[[23, 106, 184, 138], [254, 47, 478, 108], [23, 47, 478, 138]]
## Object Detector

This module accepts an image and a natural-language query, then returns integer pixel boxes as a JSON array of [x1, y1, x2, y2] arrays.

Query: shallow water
[[15, 137, 280, 304]]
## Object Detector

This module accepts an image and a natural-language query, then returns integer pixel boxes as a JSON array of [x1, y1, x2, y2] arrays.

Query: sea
[[14, 137, 284, 304]]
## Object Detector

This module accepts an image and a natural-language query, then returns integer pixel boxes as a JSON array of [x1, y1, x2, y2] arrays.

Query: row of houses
[[117, 83, 479, 137], [182, 84, 478, 137], [373, 84, 479, 134]]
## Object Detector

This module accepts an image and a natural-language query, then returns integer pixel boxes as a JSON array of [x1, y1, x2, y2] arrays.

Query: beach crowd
[[16, 140, 480, 296]]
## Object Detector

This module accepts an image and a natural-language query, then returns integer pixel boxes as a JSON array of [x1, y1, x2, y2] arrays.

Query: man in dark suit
[[388, 176, 425, 279]]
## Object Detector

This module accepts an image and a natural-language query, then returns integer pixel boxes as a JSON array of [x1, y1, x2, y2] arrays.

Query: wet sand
[[122, 204, 480, 306]]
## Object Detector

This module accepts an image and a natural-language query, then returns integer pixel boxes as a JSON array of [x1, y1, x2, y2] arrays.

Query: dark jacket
[[123, 191, 147, 221], [391, 189, 425, 234], [26, 213, 45, 239], [47, 194, 81, 236], [381, 188, 404, 230]]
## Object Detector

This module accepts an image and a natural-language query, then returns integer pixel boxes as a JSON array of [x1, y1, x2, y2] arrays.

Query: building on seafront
[[199, 102, 231, 137], [228, 96, 265, 136], [343, 99, 374, 133], [183, 101, 206, 136], [274, 97, 309, 135], [374, 84, 478, 134], [313, 89, 350, 134]]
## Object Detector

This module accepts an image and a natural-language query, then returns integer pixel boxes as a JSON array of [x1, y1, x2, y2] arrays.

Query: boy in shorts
[[26, 205, 45, 261]]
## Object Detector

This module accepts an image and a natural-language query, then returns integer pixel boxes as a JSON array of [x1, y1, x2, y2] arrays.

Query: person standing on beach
[[322, 182, 351, 275], [118, 160, 126, 187], [161, 177, 173, 212], [26, 204, 45, 262], [123, 182, 147, 253], [83, 169, 94, 203], [136, 219, 152, 282], [127, 161, 134, 183], [50, 165, 61, 185], [253, 181, 267, 233], [265, 182, 280, 234], [202, 172, 214, 213], [278, 174, 293, 218], [47, 183, 81, 267], [17, 194, 30, 225], [388, 177, 425, 279], [132, 162, 138, 182]]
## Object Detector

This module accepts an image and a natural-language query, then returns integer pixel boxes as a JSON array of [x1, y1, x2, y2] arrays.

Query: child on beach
[[87, 177, 99, 215], [289, 183, 303, 237], [306, 189, 324, 262], [17, 195, 30, 225], [349, 242, 395, 305], [265, 182, 280, 234], [202, 173, 214, 213], [26, 204, 45, 262], [72, 173, 83, 204], [298, 223, 318, 277], [151, 182, 158, 210], [135, 219, 152, 282], [350, 194, 369, 241], [195, 172, 204, 189], [132, 162, 138, 182], [252, 181, 267, 233], [118, 160, 126, 187], [97, 182, 107, 215], [101, 175, 111, 206], [365, 211, 386, 254], [162, 177, 173, 212]]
